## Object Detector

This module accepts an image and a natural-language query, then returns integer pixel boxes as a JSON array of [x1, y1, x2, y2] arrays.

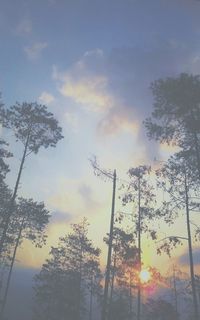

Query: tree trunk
[[184, 171, 199, 320], [102, 170, 117, 320], [0, 131, 30, 256], [172, 265, 178, 319], [89, 276, 93, 320], [0, 216, 25, 319], [129, 272, 132, 318], [137, 176, 141, 320]]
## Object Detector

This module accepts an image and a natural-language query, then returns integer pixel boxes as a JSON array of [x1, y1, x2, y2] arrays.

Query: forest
[[0, 73, 200, 320], [1, 1, 200, 319]]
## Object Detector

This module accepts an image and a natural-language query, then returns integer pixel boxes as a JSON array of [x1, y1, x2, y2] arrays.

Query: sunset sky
[[1, 0, 200, 276]]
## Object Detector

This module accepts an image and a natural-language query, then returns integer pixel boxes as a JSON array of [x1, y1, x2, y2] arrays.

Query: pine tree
[[0, 102, 63, 255], [144, 73, 200, 180], [33, 219, 101, 320]]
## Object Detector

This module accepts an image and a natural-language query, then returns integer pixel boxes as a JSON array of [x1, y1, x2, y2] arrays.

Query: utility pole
[[90, 157, 117, 320], [102, 170, 116, 320]]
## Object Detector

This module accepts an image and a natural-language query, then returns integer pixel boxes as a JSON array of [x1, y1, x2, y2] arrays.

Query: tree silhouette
[[0, 102, 63, 255], [120, 165, 157, 320], [156, 155, 200, 320], [144, 73, 200, 180], [33, 218, 101, 320], [0, 198, 50, 319]]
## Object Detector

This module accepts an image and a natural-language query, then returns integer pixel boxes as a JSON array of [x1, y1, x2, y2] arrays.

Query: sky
[[0, 0, 200, 284]]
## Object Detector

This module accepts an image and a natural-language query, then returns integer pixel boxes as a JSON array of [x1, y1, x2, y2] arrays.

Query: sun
[[139, 269, 151, 283]]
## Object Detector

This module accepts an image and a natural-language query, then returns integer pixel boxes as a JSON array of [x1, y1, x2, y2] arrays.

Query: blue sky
[[1, 0, 200, 271]]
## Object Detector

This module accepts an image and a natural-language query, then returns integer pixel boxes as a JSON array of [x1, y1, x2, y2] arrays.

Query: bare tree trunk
[[137, 176, 141, 320], [0, 216, 25, 319], [129, 272, 132, 318], [184, 171, 199, 320], [172, 265, 178, 319], [89, 277, 93, 320], [0, 131, 30, 256], [102, 170, 117, 320]]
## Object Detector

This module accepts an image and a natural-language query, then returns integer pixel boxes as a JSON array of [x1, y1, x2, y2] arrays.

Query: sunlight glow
[[139, 269, 151, 283]]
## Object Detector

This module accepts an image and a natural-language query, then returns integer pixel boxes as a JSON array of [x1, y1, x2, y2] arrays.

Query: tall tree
[[33, 218, 101, 320], [121, 165, 157, 320], [156, 154, 200, 320], [0, 102, 63, 254], [0, 198, 50, 319], [144, 73, 200, 179], [104, 227, 138, 319]]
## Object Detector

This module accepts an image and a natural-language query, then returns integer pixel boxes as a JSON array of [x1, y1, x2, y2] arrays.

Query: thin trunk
[[184, 171, 199, 320], [0, 216, 25, 320], [172, 265, 178, 318], [190, 109, 200, 180], [137, 176, 141, 320], [102, 170, 117, 320], [89, 277, 93, 320], [129, 272, 132, 318], [77, 247, 83, 320], [0, 130, 30, 256]]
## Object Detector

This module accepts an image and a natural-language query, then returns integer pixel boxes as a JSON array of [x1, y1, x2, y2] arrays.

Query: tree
[[0, 198, 50, 319], [144, 73, 200, 180], [33, 218, 101, 320], [156, 154, 200, 320], [0, 139, 12, 183], [120, 165, 157, 320], [0, 102, 63, 255], [145, 298, 178, 320], [104, 227, 138, 319]]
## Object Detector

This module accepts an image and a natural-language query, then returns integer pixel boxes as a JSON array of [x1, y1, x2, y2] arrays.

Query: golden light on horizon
[[139, 269, 151, 283]]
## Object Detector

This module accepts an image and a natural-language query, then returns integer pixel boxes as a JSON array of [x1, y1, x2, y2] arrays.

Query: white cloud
[[39, 91, 55, 105], [52, 49, 139, 136], [52, 49, 114, 113], [98, 110, 139, 136], [24, 42, 48, 60], [59, 75, 114, 113]]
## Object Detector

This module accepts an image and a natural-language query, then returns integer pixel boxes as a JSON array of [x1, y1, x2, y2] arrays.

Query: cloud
[[60, 75, 113, 113], [53, 50, 114, 113], [98, 109, 139, 136], [52, 35, 200, 157], [53, 49, 139, 136], [39, 91, 55, 105], [24, 42, 48, 60]]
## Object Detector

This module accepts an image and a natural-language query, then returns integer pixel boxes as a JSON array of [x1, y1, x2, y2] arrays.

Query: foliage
[[33, 219, 102, 320]]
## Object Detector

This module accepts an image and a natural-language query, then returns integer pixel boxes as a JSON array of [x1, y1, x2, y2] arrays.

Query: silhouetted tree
[[120, 165, 157, 320], [156, 154, 200, 320], [144, 73, 200, 180], [33, 218, 101, 320], [0, 198, 50, 319], [104, 227, 138, 318], [0, 102, 63, 255]]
